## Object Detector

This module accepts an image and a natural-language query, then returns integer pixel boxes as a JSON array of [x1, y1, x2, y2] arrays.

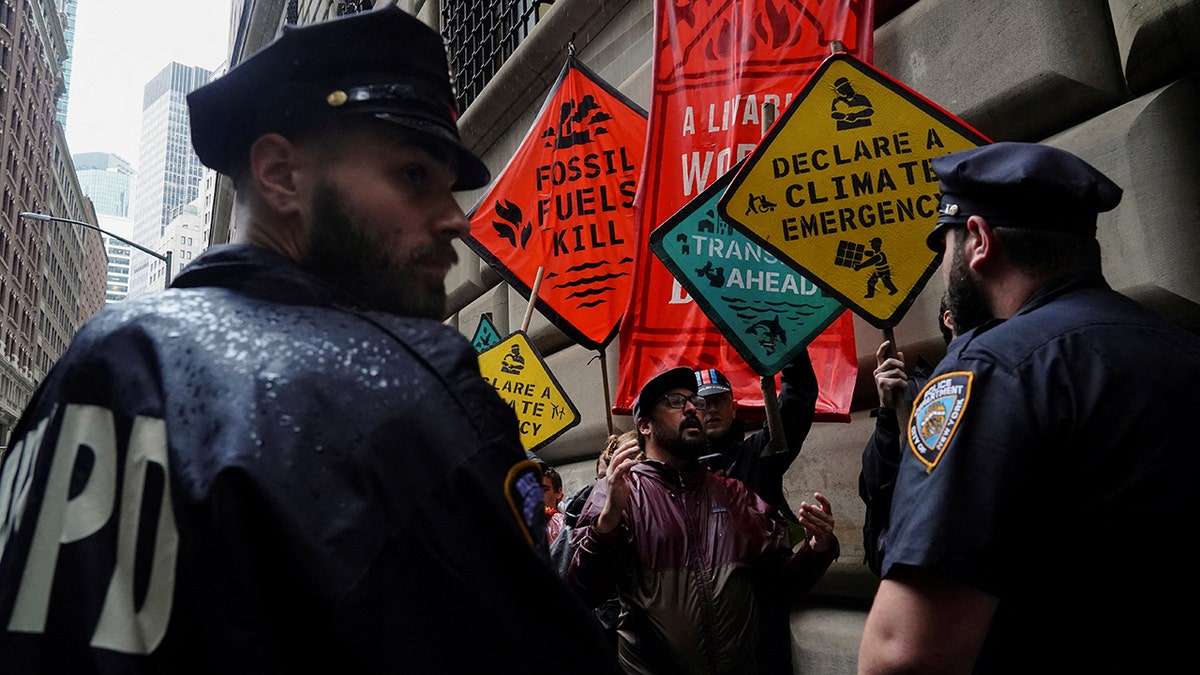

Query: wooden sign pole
[[599, 350, 614, 436], [521, 266, 545, 333], [757, 100, 787, 457]]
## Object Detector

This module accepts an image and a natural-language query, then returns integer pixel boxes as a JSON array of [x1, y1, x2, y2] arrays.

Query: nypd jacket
[[567, 459, 837, 675], [0, 244, 617, 674]]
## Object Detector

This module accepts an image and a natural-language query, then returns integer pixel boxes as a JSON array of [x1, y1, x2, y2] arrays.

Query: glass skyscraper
[[74, 152, 136, 302], [128, 62, 211, 298]]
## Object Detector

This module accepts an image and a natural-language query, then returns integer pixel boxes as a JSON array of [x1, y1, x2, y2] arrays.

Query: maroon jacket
[[568, 460, 838, 674]]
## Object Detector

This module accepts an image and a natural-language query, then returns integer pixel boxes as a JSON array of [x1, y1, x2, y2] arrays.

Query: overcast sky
[[64, 0, 233, 167]]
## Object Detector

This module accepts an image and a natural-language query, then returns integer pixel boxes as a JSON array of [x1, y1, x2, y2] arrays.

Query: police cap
[[633, 367, 698, 420], [187, 4, 489, 190], [927, 142, 1122, 252]]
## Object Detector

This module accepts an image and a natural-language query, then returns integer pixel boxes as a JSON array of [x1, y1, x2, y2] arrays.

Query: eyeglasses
[[658, 392, 708, 410]]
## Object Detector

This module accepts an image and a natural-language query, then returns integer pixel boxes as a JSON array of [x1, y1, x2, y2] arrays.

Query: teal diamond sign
[[649, 161, 845, 375], [471, 313, 504, 353]]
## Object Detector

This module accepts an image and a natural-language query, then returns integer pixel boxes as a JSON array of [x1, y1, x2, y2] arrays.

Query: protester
[[857, 142, 1200, 673], [694, 350, 818, 526], [858, 295, 954, 577], [0, 6, 617, 673], [570, 367, 838, 674], [541, 465, 566, 545], [695, 353, 818, 674]]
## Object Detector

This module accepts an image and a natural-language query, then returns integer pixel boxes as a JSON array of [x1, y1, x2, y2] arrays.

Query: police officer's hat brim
[[633, 367, 699, 420], [187, 5, 490, 191], [927, 142, 1121, 253]]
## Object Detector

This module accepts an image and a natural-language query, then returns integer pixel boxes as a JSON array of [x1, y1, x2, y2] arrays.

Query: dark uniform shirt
[[884, 273, 1200, 672], [0, 244, 617, 674]]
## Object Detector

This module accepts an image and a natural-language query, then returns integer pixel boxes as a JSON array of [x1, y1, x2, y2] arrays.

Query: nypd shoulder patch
[[907, 371, 973, 472], [504, 459, 548, 550]]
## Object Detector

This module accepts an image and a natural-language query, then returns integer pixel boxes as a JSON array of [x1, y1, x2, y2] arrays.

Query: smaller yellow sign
[[718, 53, 990, 327], [478, 331, 581, 452]]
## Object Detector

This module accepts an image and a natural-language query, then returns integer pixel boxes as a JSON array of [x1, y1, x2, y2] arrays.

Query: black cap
[[927, 142, 1122, 252], [187, 4, 489, 190], [694, 368, 732, 397], [633, 367, 697, 420]]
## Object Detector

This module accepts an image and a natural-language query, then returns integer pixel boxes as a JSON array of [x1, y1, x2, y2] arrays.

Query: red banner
[[465, 56, 648, 350], [615, 0, 875, 421]]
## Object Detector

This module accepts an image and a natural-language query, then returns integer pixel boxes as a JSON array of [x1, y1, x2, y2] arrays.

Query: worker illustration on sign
[[853, 237, 899, 298], [501, 343, 527, 374], [831, 76, 874, 130], [744, 192, 777, 215]]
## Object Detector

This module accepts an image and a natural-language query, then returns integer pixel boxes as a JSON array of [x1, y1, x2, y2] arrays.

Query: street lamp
[[20, 212, 173, 290]]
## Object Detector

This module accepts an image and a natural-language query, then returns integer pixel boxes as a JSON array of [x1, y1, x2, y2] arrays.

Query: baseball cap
[[632, 367, 698, 420], [694, 368, 732, 397]]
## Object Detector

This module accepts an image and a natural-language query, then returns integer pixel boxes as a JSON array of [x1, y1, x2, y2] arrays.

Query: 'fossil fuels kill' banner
[[465, 56, 648, 351]]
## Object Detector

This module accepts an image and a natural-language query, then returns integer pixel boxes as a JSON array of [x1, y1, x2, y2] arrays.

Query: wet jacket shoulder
[[0, 245, 616, 674]]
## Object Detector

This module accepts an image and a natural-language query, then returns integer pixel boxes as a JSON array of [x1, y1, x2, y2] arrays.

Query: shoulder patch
[[504, 459, 547, 549], [907, 371, 973, 472]]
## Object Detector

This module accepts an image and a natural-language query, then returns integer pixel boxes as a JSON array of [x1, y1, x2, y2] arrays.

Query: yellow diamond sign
[[718, 53, 989, 327], [478, 331, 580, 452]]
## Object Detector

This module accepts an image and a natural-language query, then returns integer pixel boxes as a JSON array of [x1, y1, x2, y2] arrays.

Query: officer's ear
[[248, 133, 306, 218], [962, 215, 997, 271]]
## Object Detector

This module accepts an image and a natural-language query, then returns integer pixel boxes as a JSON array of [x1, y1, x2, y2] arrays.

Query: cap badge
[[326, 90, 348, 107], [939, 203, 959, 216]]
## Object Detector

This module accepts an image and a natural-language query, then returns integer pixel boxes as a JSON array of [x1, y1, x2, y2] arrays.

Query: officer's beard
[[944, 243, 994, 334], [302, 182, 453, 319]]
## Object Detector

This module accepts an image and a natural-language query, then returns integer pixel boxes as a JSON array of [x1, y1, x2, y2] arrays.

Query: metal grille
[[336, 1, 374, 16], [442, 0, 551, 111]]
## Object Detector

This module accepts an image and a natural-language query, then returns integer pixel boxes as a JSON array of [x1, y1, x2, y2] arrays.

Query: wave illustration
[[719, 296, 826, 310], [565, 260, 609, 273], [567, 286, 616, 299], [553, 272, 629, 288]]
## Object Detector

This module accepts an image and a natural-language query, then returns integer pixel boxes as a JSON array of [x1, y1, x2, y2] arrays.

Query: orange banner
[[465, 56, 648, 350], [615, 0, 875, 420]]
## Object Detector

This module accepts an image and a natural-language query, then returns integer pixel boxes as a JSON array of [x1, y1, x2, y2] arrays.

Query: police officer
[[858, 142, 1200, 673], [0, 6, 617, 673]]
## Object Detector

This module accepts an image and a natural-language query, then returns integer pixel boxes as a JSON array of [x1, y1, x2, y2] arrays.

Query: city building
[[128, 61, 211, 298], [0, 0, 105, 447], [52, 0, 75, 127], [158, 196, 209, 283], [74, 151, 136, 302]]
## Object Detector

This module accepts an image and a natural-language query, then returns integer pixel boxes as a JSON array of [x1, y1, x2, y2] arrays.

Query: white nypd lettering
[[92, 414, 177, 653], [4, 404, 178, 655], [0, 414, 53, 559]]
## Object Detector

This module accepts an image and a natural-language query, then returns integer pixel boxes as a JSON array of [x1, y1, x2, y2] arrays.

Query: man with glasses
[[568, 367, 839, 674]]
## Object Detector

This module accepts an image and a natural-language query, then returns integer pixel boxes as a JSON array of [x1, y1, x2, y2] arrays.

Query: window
[[442, 0, 553, 111]]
